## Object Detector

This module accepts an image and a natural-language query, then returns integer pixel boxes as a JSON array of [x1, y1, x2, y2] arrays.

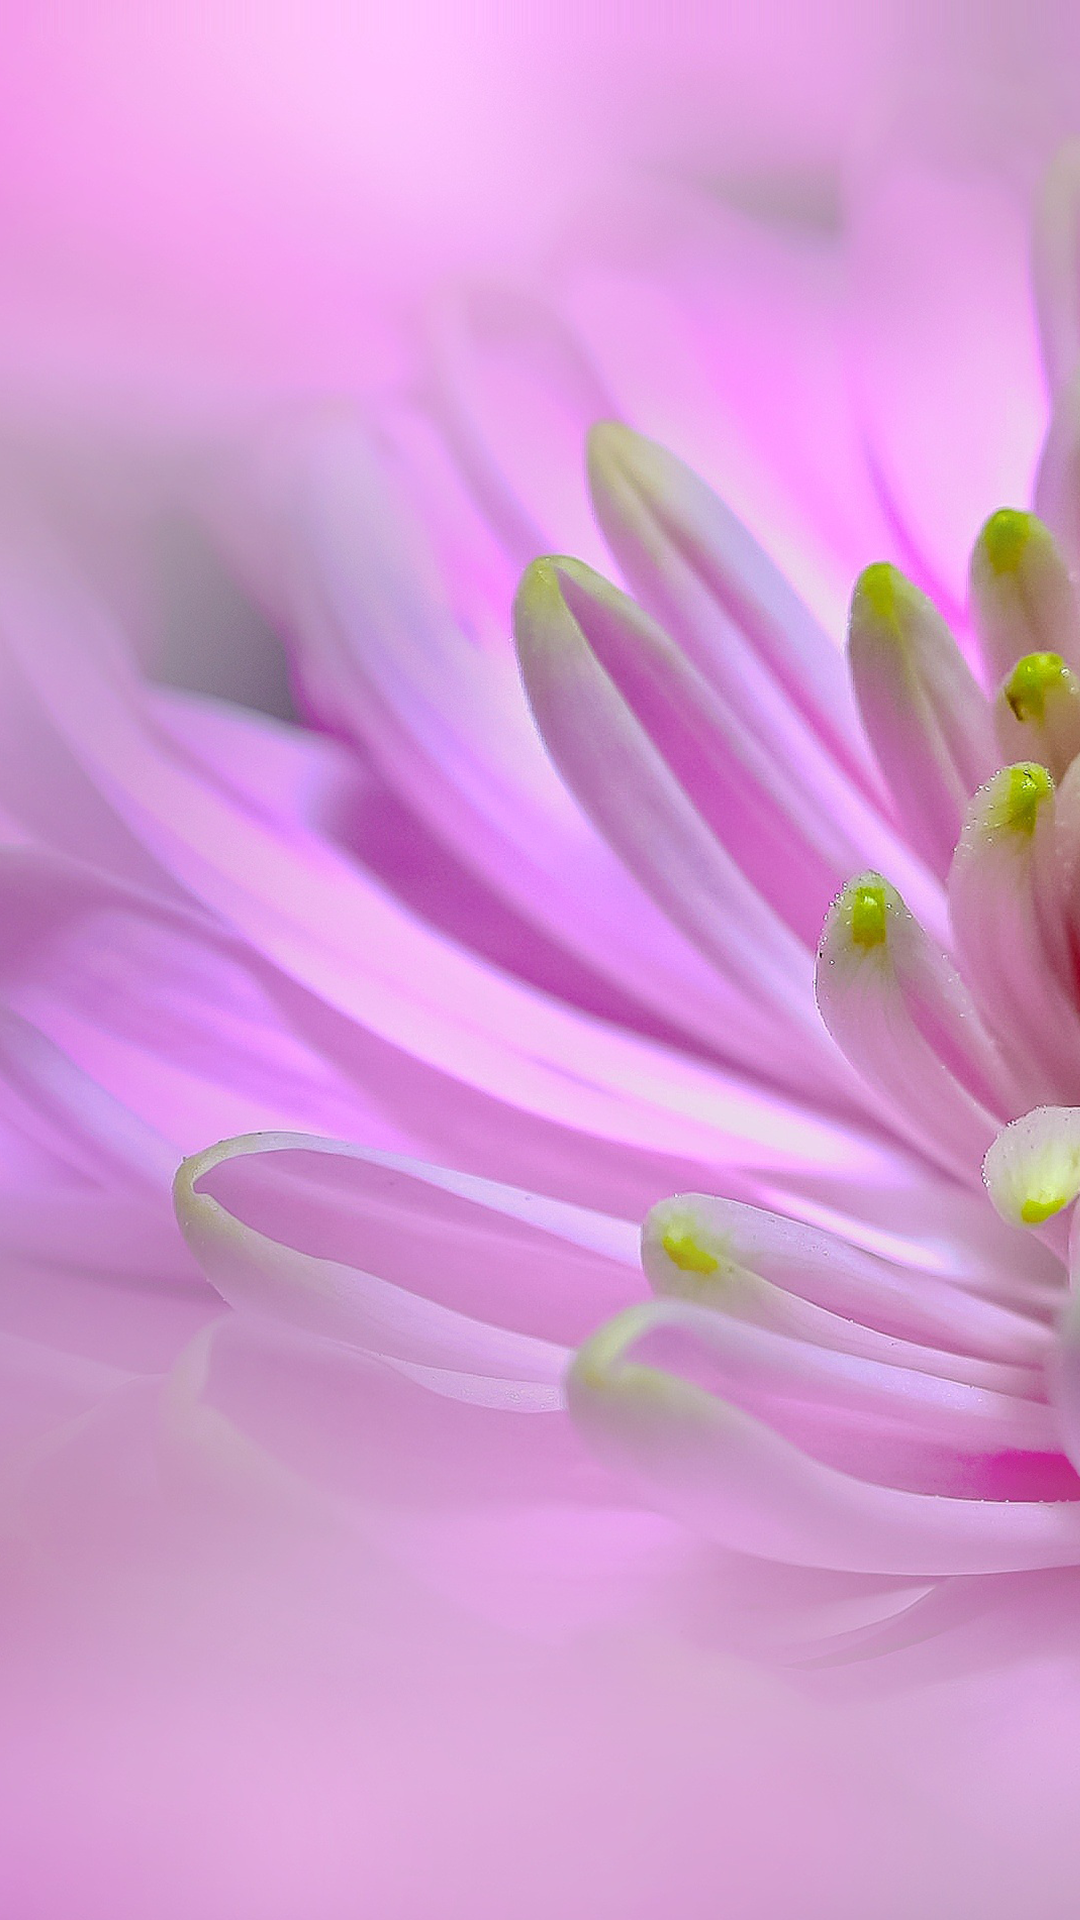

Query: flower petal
[[950, 765, 1080, 1104], [544, 548, 941, 949], [0, 547, 914, 1206], [214, 408, 757, 1064], [847, 563, 997, 878], [514, 555, 858, 1105], [969, 509, 1080, 685], [816, 874, 1008, 1182], [178, 1128, 646, 1351], [586, 419, 879, 797], [984, 1106, 1080, 1233], [993, 651, 1080, 783], [643, 1194, 1050, 1369], [570, 1305, 1080, 1574], [174, 1133, 571, 1400]]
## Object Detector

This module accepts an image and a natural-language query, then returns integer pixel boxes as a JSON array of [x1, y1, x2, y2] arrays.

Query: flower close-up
[[9, 8, 1080, 1918]]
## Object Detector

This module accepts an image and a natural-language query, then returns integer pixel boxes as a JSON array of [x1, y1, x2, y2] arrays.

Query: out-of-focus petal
[[214, 406, 804, 1064], [1034, 140, 1080, 400], [1035, 371, 1080, 570], [850, 157, 1044, 610]]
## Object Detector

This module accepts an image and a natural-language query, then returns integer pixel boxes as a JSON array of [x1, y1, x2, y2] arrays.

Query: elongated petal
[[993, 651, 1080, 781], [546, 551, 942, 948], [950, 765, 1080, 1103], [585, 1300, 1057, 1457], [969, 509, 1080, 684], [642, 1243, 1044, 1404], [177, 1128, 645, 1351], [816, 874, 1008, 1182], [514, 556, 858, 1104], [848, 563, 997, 878], [175, 1133, 570, 1400], [570, 1306, 1080, 1574], [586, 419, 881, 797], [1045, 750, 1080, 990], [643, 1194, 1050, 1369]]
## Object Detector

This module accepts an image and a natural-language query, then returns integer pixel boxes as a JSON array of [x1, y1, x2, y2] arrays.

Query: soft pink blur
[[0, 1, 1076, 431]]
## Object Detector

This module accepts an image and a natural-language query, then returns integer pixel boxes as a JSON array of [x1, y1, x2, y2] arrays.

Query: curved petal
[[570, 1305, 1080, 1575], [643, 1194, 1050, 1368], [175, 1133, 571, 1401]]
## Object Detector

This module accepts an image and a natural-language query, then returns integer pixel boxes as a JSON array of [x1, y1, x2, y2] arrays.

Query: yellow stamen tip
[[1019, 1192, 1069, 1225], [854, 561, 903, 625], [843, 876, 889, 950], [994, 762, 1054, 837], [979, 508, 1041, 576], [660, 1224, 720, 1275], [1004, 652, 1068, 726]]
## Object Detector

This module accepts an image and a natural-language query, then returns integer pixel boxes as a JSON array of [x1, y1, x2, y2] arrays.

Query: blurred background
[[0, 2, 1077, 423], [1, 0, 1080, 703]]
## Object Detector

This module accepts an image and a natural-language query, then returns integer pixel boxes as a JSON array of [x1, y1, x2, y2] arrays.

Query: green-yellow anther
[[991, 762, 1054, 837], [854, 561, 908, 634], [980, 508, 1035, 576], [1019, 1191, 1070, 1225], [660, 1224, 720, 1276], [1004, 652, 1068, 726], [843, 877, 889, 950]]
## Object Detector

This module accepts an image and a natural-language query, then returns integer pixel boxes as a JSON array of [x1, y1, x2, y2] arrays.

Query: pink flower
[[154, 144, 1080, 1592], [7, 44, 1080, 1913]]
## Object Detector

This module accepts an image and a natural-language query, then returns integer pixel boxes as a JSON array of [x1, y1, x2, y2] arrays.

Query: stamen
[[1005, 652, 1067, 724], [980, 761, 1054, 839], [855, 561, 908, 631], [648, 1199, 737, 1304], [659, 1220, 721, 1276], [996, 654, 1080, 780], [980, 508, 1035, 577], [844, 876, 889, 950]]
